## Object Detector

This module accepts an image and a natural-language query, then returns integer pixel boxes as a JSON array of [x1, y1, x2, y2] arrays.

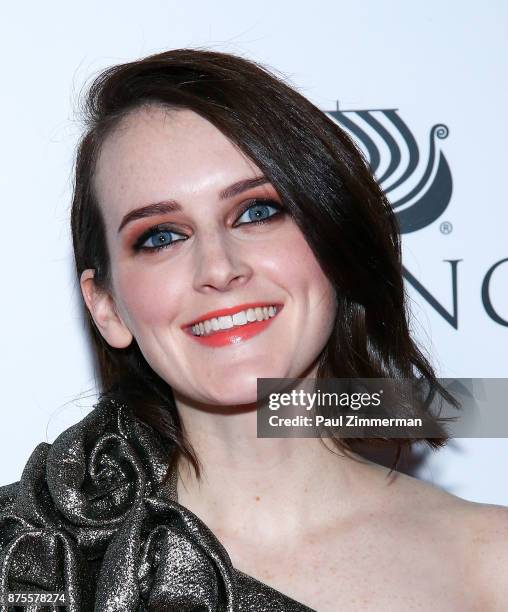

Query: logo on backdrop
[[327, 108, 452, 234], [326, 107, 507, 328]]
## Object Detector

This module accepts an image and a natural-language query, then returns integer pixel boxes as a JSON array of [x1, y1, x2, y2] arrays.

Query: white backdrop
[[0, 1, 506, 504]]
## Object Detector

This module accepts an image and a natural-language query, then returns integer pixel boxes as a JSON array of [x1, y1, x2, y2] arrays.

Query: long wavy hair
[[71, 48, 456, 478]]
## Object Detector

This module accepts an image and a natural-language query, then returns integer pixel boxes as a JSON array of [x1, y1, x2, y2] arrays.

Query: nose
[[192, 230, 252, 293]]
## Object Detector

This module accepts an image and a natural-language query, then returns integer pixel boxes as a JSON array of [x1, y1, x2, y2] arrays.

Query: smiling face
[[81, 106, 337, 407]]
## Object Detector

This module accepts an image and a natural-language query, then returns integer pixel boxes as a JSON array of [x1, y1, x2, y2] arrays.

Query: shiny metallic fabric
[[0, 399, 315, 611]]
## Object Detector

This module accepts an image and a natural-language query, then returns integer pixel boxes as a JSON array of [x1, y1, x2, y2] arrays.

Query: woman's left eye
[[235, 199, 283, 226]]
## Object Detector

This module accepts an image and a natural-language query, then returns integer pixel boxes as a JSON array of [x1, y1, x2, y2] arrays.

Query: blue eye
[[235, 200, 282, 225], [135, 228, 186, 252]]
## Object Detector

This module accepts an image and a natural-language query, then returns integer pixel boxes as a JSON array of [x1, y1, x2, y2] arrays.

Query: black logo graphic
[[327, 109, 452, 233]]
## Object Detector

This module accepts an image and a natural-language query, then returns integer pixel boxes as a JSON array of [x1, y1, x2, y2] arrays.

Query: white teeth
[[218, 315, 234, 329], [232, 311, 248, 326], [190, 305, 280, 336]]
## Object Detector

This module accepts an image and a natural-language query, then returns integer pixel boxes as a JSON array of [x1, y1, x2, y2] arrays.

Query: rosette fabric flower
[[0, 399, 315, 611], [0, 399, 173, 609]]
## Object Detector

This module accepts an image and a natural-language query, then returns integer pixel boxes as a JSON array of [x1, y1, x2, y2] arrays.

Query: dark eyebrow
[[218, 175, 268, 199], [117, 175, 269, 233]]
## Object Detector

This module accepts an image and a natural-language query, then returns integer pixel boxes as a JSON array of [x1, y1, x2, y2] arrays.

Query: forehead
[[93, 105, 261, 222]]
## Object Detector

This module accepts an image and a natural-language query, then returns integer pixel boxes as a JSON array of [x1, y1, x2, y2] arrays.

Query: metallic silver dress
[[0, 398, 315, 611]]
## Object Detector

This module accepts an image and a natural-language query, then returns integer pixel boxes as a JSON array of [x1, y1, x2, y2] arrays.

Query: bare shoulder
[[378, 465, 508, 608], [459, 498, 508, 608]]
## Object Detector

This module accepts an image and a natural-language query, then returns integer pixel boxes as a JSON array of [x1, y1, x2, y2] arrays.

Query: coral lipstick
[[189, 316, 277, 347], [182, 302, 278, 328], [182, 302, 284, 348]]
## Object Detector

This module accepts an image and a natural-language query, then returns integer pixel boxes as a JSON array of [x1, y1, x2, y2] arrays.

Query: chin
[[203, 370, 279, 406]]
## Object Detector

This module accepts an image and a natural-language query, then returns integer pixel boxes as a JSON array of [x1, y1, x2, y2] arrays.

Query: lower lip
[[185, 310, 282, 347]]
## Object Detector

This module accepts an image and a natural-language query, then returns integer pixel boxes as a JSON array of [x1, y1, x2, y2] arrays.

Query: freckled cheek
[[285, 236, 337, 318], [275, 232, 330, 289], [113, 266, 186, 327]]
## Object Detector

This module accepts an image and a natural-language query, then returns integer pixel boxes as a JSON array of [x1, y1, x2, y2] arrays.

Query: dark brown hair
[[71, 48, 457, 477]]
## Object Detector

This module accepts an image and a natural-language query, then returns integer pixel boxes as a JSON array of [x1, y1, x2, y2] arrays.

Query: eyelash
[[132, 199, 285, 253]]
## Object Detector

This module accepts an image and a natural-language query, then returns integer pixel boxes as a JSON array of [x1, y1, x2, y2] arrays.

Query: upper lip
[[182, 302, 283, 328]]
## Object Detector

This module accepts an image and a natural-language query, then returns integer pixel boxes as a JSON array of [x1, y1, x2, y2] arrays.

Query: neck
[[172, 391, 388, 548]]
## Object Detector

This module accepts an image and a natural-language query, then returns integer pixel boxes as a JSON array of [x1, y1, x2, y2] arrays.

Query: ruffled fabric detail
[[0, 399, 314, 611]]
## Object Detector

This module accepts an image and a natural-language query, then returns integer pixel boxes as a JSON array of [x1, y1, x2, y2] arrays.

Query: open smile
[[182, 302, 284, 347]]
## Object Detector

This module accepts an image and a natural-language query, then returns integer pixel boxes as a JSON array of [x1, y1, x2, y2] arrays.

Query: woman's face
[[86, 106, 337, 406]]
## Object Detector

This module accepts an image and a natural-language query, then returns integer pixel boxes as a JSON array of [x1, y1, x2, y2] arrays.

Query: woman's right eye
[[134, 227, 187, 253]]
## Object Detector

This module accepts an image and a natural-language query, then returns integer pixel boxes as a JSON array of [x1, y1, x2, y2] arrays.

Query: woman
[[0, 48, 506, 611]]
